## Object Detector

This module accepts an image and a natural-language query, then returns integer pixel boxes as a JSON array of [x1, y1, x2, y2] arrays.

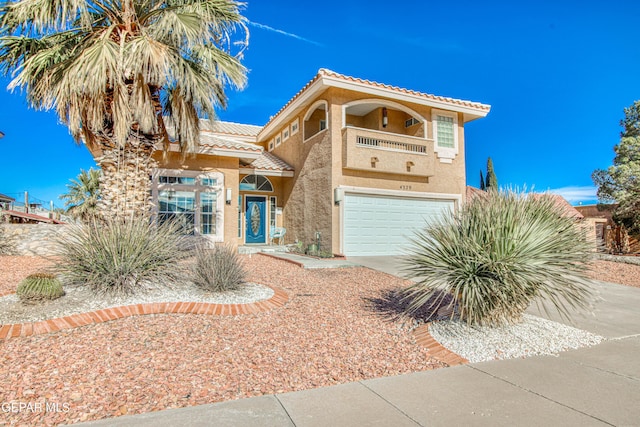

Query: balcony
[[342, 127, 435, 177]]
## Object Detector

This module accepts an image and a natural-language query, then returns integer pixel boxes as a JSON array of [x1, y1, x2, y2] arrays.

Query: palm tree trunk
[[96, 140, 156, 219]]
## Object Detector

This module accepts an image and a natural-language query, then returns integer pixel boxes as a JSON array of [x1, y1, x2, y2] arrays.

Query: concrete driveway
[[348, 256, 409, 279]]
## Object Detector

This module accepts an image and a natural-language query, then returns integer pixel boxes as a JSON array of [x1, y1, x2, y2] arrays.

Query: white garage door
[[343, 193, 455, 256]]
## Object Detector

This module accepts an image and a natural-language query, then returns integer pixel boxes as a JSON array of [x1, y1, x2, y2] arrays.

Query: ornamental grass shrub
[[17, 273, 65, 302], [191, 243, 246, 292], [53, 217, 190, 296], [402, 189, 595, 326]]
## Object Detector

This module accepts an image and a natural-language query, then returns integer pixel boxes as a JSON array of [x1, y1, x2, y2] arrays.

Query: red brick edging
[[0, 286, 288, 341], [413, 323, 469, 367]]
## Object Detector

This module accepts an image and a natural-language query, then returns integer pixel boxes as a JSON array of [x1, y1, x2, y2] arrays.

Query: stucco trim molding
[[239, 168, 295, 177]]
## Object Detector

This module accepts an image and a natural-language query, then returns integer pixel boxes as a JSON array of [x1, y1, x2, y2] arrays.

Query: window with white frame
[[269, 140, 274, 151], [275, 133, 282, 147], [435, 115, 455, 148], [240, 174, 274, 192], [153, 169, 224, 240], [291, 118, 299, 135], [432, 110, 459, 163], [405, 117, 420, 128], [283, 126, 290, 141]]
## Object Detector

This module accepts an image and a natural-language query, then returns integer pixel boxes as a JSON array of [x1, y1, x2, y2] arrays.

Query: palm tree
[[0, 0, 248, 219], [60, 168, 101, 221]]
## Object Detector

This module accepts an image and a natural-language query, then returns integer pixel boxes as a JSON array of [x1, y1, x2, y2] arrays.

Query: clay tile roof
[[318, 68, 491, 112], [262, 68, 491, 131], [244, 151, 294, 171], [546, 194, 584, 219], [0, 193, 15, 202], [200, 119, 262, 137], [198, 133, 262, 153], [1, 209, 65, 224], [466, 186, 487, 200]]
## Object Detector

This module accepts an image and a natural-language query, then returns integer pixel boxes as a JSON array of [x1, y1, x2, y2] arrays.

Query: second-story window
[[435, 115, 455, 148]]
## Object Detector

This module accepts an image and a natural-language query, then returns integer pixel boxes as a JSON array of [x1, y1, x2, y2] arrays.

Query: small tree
[[479, 170, 486, 191], [485, 157, 498, 190], [592, 101, 640, 234], [60, 168, 101, 221]]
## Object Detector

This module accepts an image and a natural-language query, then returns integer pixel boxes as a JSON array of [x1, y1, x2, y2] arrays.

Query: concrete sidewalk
[[75, 263, 640, 427]]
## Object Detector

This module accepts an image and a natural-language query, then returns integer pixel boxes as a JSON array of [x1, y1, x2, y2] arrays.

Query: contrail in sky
[[248, 21, 323, 47]]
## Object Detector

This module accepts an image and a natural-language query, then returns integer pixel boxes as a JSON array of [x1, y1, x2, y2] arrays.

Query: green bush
[[53, 217, 190, 296], [402, 189, 595, 326], [17, 273, 65, 302], [191, 243, 246, 292]]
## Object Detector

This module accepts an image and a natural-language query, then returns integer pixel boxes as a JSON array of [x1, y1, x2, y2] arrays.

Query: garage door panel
[[343, 193, 454, 256]]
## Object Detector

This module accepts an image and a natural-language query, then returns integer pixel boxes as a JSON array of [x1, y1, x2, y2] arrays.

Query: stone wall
[[1, 224, 70, 256]]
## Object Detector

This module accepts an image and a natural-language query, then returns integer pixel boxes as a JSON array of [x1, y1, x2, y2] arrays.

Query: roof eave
[[258, 73, 491, 140], [257, 78, 326, 141], [239, 167, 295, 177], [322, 74, 491, 121]]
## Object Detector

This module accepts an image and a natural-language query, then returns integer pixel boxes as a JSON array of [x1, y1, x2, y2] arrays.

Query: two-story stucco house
[[123, 69, 491, 256]]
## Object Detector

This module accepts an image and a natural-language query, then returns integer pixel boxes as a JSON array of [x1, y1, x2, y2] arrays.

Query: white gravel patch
[[429, 314, 605, 363], [0, 282, 274, 324]]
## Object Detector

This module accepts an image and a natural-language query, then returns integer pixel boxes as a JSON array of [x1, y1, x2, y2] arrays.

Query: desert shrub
[[17, 273, 65, 302], [191, 243, 246, 292], [0, 225, 16, 255], [53, 217, 190, 296], [402, 189, 595, 326]]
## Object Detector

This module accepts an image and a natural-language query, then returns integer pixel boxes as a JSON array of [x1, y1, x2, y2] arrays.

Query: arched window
[[240, 175, 274, 192]]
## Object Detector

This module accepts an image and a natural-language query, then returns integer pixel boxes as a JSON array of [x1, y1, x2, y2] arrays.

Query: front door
[[245, 196, 266, 244]]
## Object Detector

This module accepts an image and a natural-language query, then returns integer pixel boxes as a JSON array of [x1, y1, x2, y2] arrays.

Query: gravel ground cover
[[1, 254, 639, 426], [0, 283, 274, 324], [429, 314, 605, 363], [0, 254, 440, 426], [588, 259, 640, 288]]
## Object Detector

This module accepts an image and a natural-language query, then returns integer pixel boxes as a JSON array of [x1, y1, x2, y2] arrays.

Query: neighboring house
[[0, 209, 65, 224], [575, 204, 623, 252], [85, 69, 491, 256], [0, 193, 15, 210]]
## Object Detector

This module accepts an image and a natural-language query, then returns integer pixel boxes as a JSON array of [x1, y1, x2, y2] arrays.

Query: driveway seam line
[[468, 365, 616, 426], [358, 381, 424, 426], [274, 394, 298, 427]]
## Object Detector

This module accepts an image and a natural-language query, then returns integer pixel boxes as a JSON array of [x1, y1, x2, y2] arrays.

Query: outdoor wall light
[[226, 188, 232, 205], [334, 188, 343, 206], [371, 157, 379, 168], [382, 107, 388, 128]]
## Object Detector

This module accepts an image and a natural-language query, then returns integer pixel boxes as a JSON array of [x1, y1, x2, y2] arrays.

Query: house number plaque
[[400, 185, 412, 190]]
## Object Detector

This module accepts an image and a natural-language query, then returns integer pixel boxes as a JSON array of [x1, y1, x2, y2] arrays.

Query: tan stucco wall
[[326, 88, 467, 254], [153, 152, 241, 246], [253, 88, 471, 254]]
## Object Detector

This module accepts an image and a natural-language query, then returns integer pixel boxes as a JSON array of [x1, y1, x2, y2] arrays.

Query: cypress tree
[[486, 157, 498, 190], [480, 170, 486, 190]]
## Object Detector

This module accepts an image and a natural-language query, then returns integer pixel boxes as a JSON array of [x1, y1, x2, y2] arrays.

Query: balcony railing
[[356, 135, 427, 154], [342, 127, 434, 177]]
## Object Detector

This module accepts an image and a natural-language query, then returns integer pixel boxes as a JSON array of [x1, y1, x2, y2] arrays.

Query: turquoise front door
[[245, 196, 266, 244]]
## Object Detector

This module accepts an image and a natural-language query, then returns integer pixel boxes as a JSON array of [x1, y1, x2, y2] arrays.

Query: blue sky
[[1, 0, 639, 207]]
